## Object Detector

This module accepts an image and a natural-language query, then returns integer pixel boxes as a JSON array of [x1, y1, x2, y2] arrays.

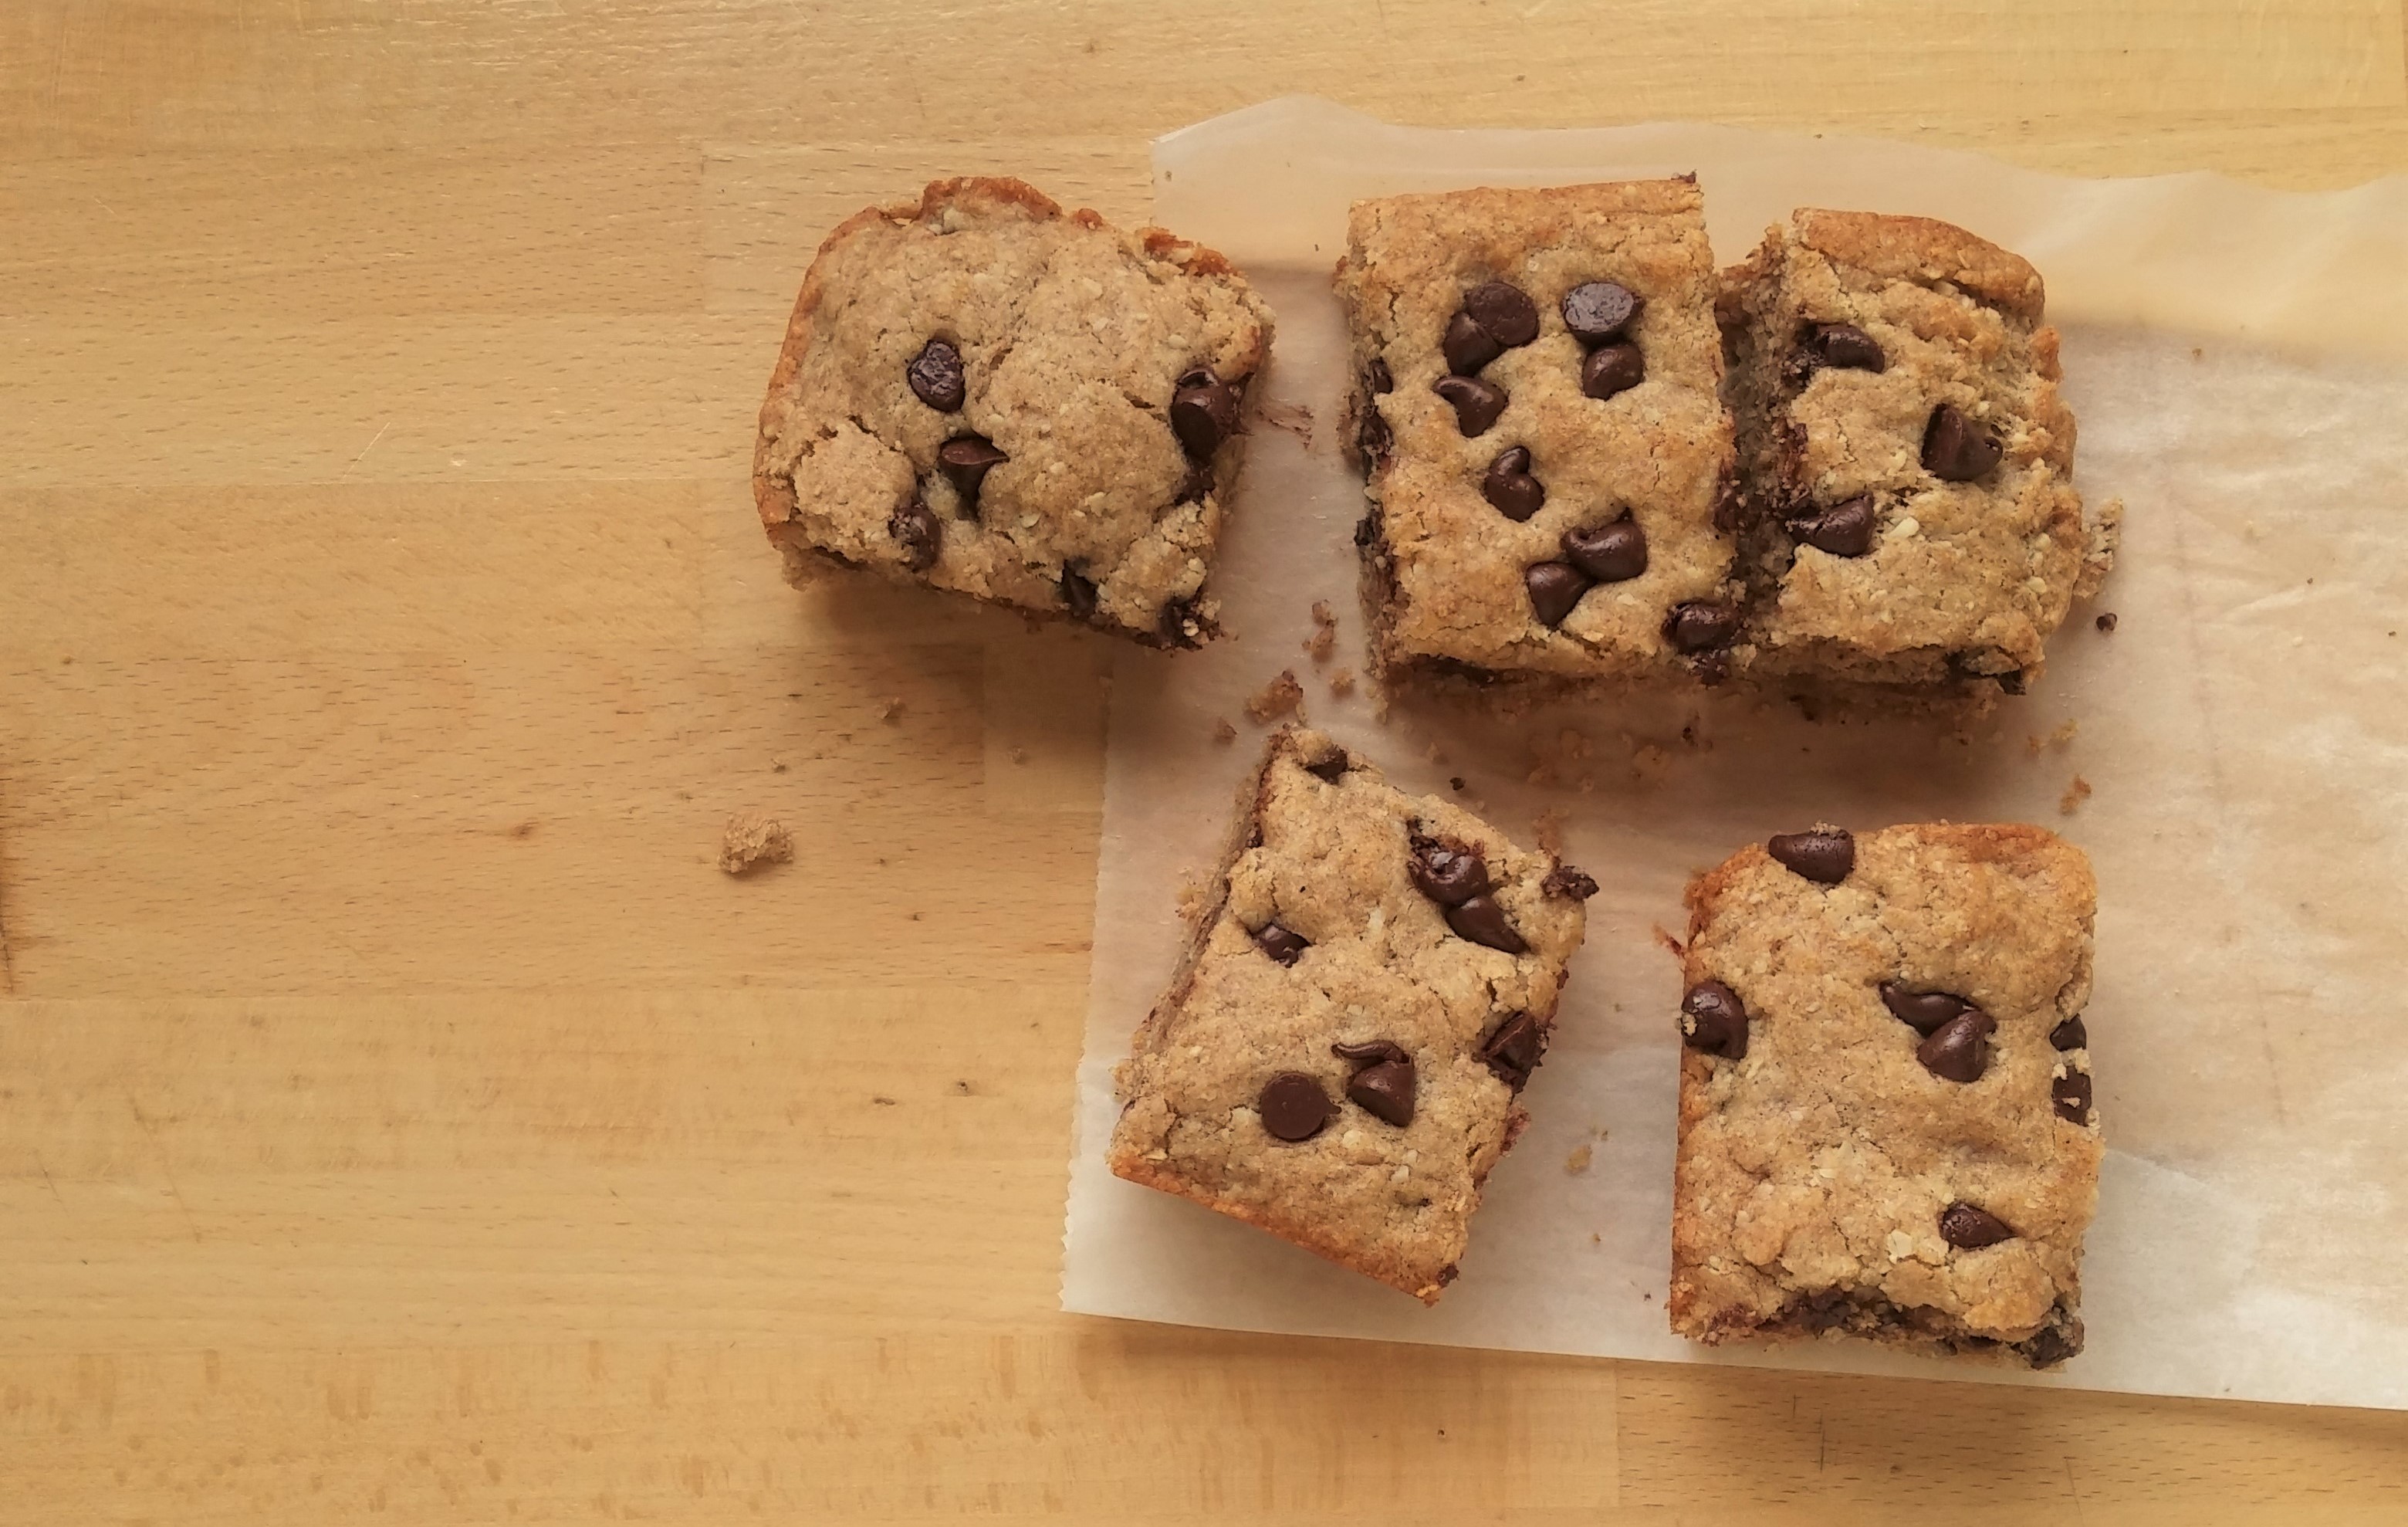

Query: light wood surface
[[6, 2, 2408, 1519]]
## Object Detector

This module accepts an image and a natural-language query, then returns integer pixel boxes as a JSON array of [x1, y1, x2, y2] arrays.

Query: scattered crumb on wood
[[1303, 600, 1338, 663], [771, 758, 789, 773], [1009, 746, 1029, 765], [2060, 774, 2093, 815], [878, 697, 904, 723], [1532, 807, 1568, 856], [1212, 716, 1239, 744], [2025, 719, 2079, 758], [1244, 669, 1305, 723], [718, 813, 793, 876], [1564, 1143, 1593, 1176], [871, 1095, 898, 1106], [2095, 612, 2119, 633], [1256, 398, 1314, 445], [1327, 666, 1355, 696]]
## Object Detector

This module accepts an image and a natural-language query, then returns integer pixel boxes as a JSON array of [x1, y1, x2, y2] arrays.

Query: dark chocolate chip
[[1712, 475, 1743, 536], [2052, 1069, 2094, 1125], [1341, 1053, 1417, 1127], [1171, 368, 1240, 459], [2095, 612, 2118, 634], [1524, 560, 1591, 628], [906, 339, 966, 411], [1158, 595, 1209, 648], [1767, 828, 1855, 884], [1176, 462, 1213, 503], [1543, 864, 1599, 900], [1939, 1202, 2016, 1249], [1478, 1012, 1545, 1089], [1581, 341, 1645, 400], [1253, 922, 1310, 965], [1995, 669, 2028, 696], [1923, 403, 2002, 482], [1917, 1009, 1997, 1083], [1409, 838, 1490, 906], [889, 495, 941, 571], [1662, 601, 1737, 654], [1442, 311, 1505, 376], [1368, 357, 1393, 393], [1445, 893, 1527, 954], [2020, 1324, 2081, 1369], [2049, 1014, 2088, 1051], [1060, 566, 1098, 622], [1561, 281, 1640, 344], [1808, 322, 1886, 372], [1304, 750, 1351, 783], [1790, 494, 1876, 557], [1882, 982, 1974, 1037], [1481, 445, 1547, 520], [1257, 1072, 1334, 1142], [1562, 516, 1649, 584], [1354, 507, 1382, 550], [1463, 280, 1541, 348], [1355, 384, 1392, 469], [1681, 980, 1749, 1059], [1433, 374, 1507, 436], [935, 435, 1008, 509]]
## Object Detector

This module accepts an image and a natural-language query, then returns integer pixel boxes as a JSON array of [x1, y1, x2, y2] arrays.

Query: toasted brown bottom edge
[[1704, 1288, 2085, 1370]]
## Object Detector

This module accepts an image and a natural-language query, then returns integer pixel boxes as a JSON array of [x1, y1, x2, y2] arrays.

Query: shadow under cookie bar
[[1106, 726, 1598, 1302], [1669, 821, 2101, 1368]]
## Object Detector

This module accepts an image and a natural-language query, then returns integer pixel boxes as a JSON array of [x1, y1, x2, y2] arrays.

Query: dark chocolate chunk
[[1481, 445, 1547, 520], [935, 435, 1008, 509], [1409, 839, 1490, 906], [1434, 374, 1507, 435], [1339, 1046, 1417, 1127], [1923, 403, 2002, 482], [1253, 922, 1310, 965], [1767, 828, 1855, 884], [1463, 280, 1541, 348], [2020, 1324, 2081, 1369], [2052, 1068, 2094, 1125], [1442, 311, 1505, 376], [1524, 560, 1591, 628], [2049, 1014, 2088, 1051], [1304, 750, 1351, 783], [1808, 322, 1885, 372], [1542, 864, 1599, 900], [1662, 600, 1737, 653], [1256, 1072, 1334, 1142], [1477, 1011, 1545, 1089], [1060, 566, 1098, 622], [889, 495, 941, 571], [1171, 368, 1240, 459], [1882, 982, 1974, 1037], [1996, 669, 2028, 696], [1790, 494, 1876, 557], [1917, 1009, 1997, 1083], [1175, 462, 1213, 503], [1444, 893, 1527, 954], [1561, 280, 1640, 344], [1562, 516, 1649, 584], [1580, 341, 1645, 400], [1939, 1202, 2016, 1249], [906, 338, 966, 411], [1681, 980, 1749, 1059]]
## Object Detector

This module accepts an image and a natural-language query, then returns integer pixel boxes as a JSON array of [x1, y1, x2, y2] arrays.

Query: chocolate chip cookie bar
[[1720, 211, 2092, 699], [1108, 726, 1598, 1302], [1335, 180, 1743, 689], [752, 178, 1273, 648], [1670, 822, 2100, 1367]]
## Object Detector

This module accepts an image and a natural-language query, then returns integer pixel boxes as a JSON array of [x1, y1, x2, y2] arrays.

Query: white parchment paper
[[1061, 99, 2408, 1408]]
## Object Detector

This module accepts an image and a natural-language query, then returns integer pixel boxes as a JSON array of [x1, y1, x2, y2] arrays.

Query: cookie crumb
[[2095, 612, 2118, 633], [2059, 774, 2093, 814], [1303, 600, 1338, 663], [718, 813, 793, 875], [1010, 746, 1029, 765], [1244, 669, 1305, 723], [1532, 807, 1568, 855], [2025, 720, 2079, 758], [1175, 875, 1212, 925], [1327, 666, 1356, 696], [878, 697, 904, 723], [1211, 716, 1239, 745], [1564, 1143, 1593, 1176], [1256, 398, 1314, 445]]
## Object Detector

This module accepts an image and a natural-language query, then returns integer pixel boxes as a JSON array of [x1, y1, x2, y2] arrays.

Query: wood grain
[[6, 2, 2408, 1519]]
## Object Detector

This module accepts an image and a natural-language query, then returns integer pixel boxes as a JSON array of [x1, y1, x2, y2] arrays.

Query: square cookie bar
[[1108, 726, 1598, 1302], [1669, 823, 2100, 1367], [1720, 211, 2095, 700], [1336, 180, 1743, 688], [752, 178, 1273, 648]]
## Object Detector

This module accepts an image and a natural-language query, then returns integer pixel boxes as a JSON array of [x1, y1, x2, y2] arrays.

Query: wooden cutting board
[[5, 2, 2407, 1519]]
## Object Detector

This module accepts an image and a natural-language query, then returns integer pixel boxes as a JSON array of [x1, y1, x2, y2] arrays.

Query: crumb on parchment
[[1245, 669, 1305, 723], [1304, 600, 1338, 663], [2026, 720, 2079, 758], [1327, 667, 1355, 696], [719, 813, 793, 876], [1212, 716, 1239, 744], [2060, 774, 2093, 815]]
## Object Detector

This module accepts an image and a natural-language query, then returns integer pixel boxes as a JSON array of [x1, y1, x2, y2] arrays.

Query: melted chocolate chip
[[2021, 1324, 2081, 1369], [1445, 893, 1527, 954], [1463, 280, 1541, 348], [1917, 1009, 1997, 1083], [906, 339, 966, 411], [1681, 980, 1748, 1059], [1767, 828, 1855, 884], [1333, 1041, 1416, 1126], [1060, 566, 1098, 622], [1478, 1012, 1545, 1089], [889, 495, 941, 571], [1561, 281, 1640, 344], [1257, 1072, 1334, 1142], [1662, 601, 1737, 654], [1442, 312, 1505, 377], [1882, 983, 1974, 1037], [1790, 494, 1875, 557], [1923, 403, 2002, 481], [1939, 1202, 2016, 1249], [1253, 922, 1310, 965], [1171, 368, 1240, 459], [1434, 375, 1507, 436], [935, 435, 1008, 510], [1408, 839, 1490, 905], [1562, 516, 1649, 584], [2049, 1014, 2089, 1051], [1482, 445, 1546, 520], [2053, 1069, 2094, 1125], [1807, 322, 1885, 372], [1525, 560, 1591, 628], [1158, 595, 1208, 648], [1331, 1039, 1409, 1067], [1542, 864, 1599, 900], [1175, 462, 1213, 503], [1367, 357, 1392, 393], [1581, 341, 1645, 400]]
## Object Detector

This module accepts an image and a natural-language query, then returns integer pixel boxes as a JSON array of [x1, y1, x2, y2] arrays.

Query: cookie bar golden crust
[[1335, 181, 1741, 689], [1720, 210, 2090, 703], [1669, 823, 2100, 1367], [752, 177, 1273, 648], [1107, 727, 1598, 1302]]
